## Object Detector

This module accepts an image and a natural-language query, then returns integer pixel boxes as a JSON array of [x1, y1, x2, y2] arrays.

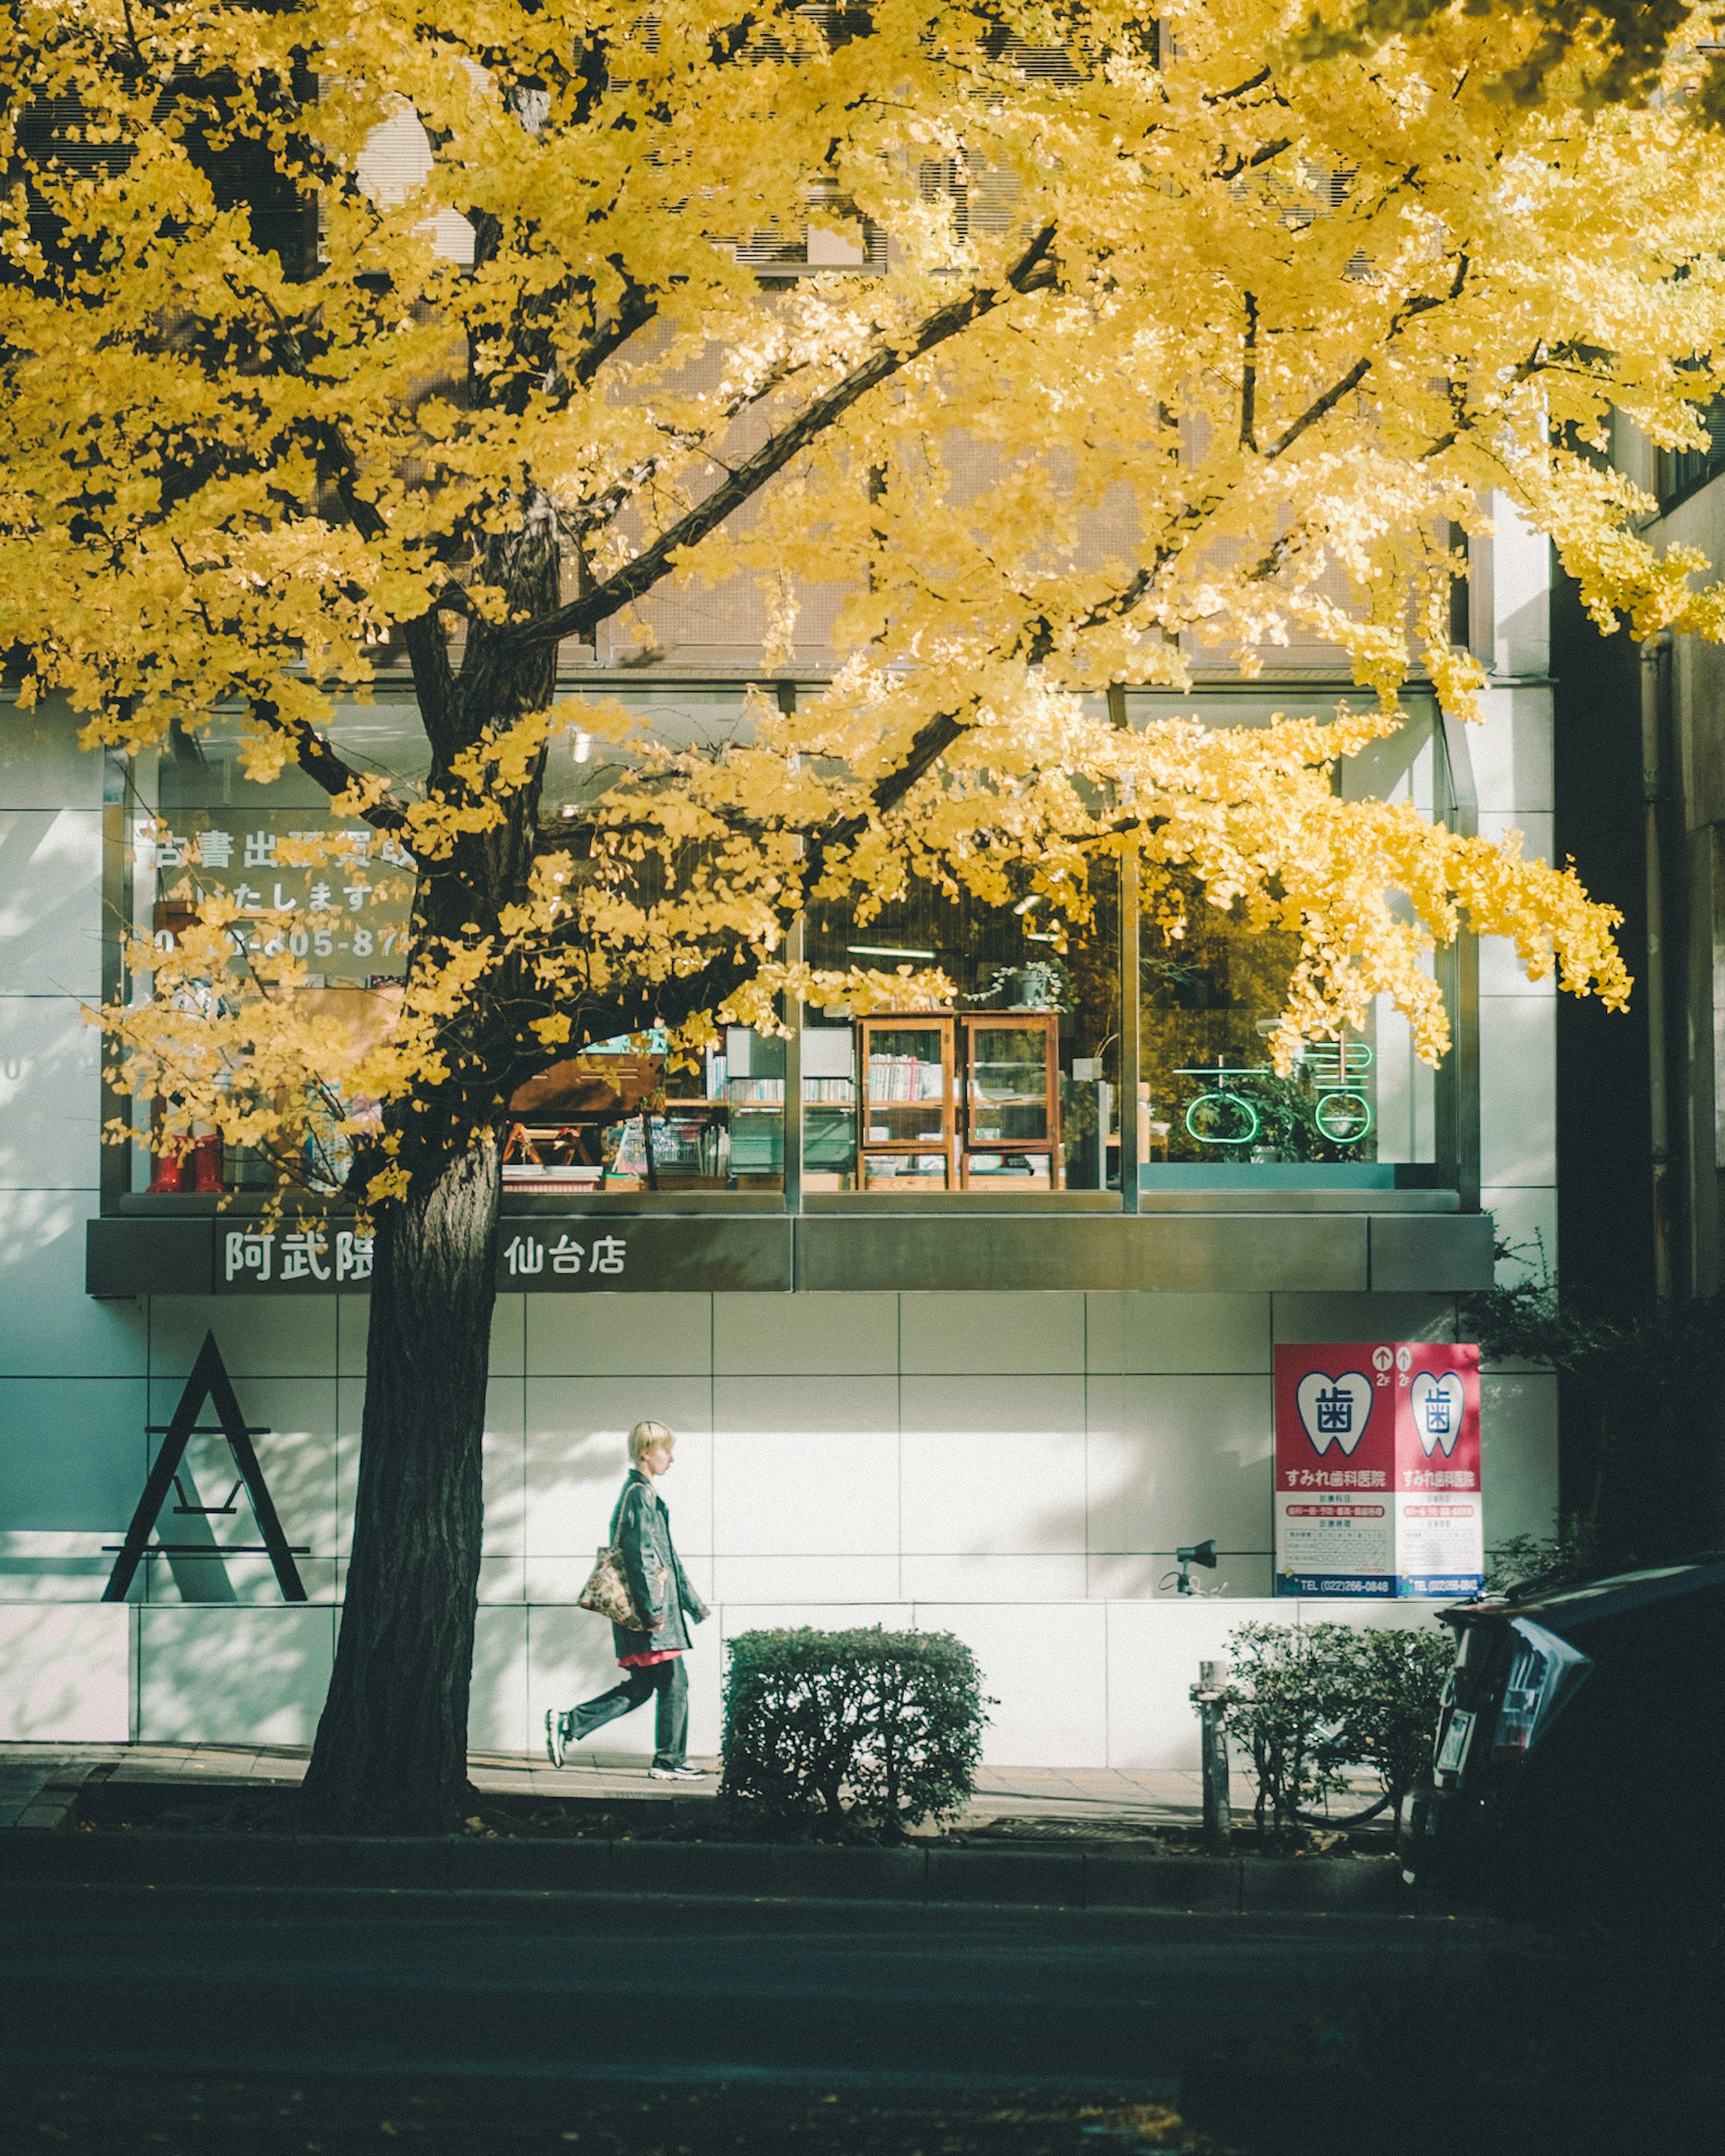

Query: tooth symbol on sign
[[1295, 1370, 1372, 1456], [1411, 1371, 1465, 1456]]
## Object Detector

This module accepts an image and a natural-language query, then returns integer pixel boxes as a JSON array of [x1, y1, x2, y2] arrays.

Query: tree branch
[[1264, 256, 1468, 463], [510, 225, 1062, 652], [253, 702, 413, 837]]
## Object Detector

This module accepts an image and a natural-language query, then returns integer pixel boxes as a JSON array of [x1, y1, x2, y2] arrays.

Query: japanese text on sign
[[504, 1233, 626, 1279], [225, 1229, 372, 1284]]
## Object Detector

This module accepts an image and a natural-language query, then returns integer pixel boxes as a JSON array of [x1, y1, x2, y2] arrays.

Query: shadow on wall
[[137, 1605, 335, 1745], [0, 1605, 128, 1740], [0, 994, 97, 1186]]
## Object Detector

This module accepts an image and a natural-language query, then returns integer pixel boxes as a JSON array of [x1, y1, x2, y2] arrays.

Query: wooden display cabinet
[[857, 1015, 956, 1191], [855, 1011, 1063, 1192], [960, 1012, 1061, 1188]]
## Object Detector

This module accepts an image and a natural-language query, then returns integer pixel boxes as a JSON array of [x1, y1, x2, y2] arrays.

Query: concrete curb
[[0, 1829, 1407, 1913]]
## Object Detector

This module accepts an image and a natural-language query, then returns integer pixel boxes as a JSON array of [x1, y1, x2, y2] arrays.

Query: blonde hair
[[628, 1419, 676, 1465]]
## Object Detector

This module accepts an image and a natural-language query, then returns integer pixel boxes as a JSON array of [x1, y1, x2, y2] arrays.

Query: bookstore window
[[801, 865, 1122, 1194], [122, 703, 423, 1197], [504, 684, 786, 1199]]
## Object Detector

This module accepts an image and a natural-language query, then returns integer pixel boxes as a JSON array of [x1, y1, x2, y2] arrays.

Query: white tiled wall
[[1473, 683, 1560, 1286], [1, 1286, 1559, 1763]]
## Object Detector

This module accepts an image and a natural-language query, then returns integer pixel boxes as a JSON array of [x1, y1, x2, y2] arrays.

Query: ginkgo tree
[[7, 0, 1725, 1829]]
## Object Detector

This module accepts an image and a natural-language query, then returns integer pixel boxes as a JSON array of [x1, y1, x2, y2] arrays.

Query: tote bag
[[576, 1542, 645, 1628]]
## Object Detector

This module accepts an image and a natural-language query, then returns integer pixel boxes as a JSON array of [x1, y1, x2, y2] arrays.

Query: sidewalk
[[1, 1741, 1388, 1835], [1, 1741, 1229, 1831]]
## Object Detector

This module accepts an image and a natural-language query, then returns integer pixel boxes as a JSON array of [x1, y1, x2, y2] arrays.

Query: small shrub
[[1219, 1620, 1452, 1838], [721, 1626, 991, 1839], [1217, 1622, 1352, 1839], [1326, 1625, 1453, 1819]]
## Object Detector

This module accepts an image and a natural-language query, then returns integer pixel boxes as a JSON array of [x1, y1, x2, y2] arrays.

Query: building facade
[[0, 498, 1564, 1768]]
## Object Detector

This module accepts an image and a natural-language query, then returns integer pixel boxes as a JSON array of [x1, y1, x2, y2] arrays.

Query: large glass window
[[113, 678, 1470, 1210], [122, 702, 423, 1196], [1130, 691, 1445, 1192], [801, 865, 1121, 1194]]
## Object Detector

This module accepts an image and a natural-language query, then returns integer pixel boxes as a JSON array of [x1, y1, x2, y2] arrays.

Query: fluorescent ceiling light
[[848, 944, 936, 960]]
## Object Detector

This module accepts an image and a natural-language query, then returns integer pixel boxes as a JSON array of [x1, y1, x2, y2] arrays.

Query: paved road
[[0, 1880, 1499, 2097]]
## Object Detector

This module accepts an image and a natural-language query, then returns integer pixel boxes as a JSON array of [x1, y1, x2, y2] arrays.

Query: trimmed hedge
[[721, 1626, 991, 1838], [1218, 1620, 1452, 1838]]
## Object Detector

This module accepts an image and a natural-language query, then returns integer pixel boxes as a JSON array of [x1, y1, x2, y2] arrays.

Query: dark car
[[1406, 1556, 1725, 1929]]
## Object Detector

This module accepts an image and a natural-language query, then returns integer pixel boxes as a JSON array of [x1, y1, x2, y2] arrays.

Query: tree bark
[[301, 1135, 501, 1833]]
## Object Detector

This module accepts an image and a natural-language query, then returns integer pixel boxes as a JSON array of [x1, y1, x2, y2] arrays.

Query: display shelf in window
[[960, 1011, 1061, 1189], [858, 1015, 956, 1188]]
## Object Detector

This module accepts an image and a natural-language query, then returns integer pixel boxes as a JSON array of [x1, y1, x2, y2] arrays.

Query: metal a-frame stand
[[102, 1330, 307, 1603]]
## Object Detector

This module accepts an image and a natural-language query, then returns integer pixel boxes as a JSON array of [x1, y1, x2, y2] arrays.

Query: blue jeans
[[566, 1657, 688, 1768]]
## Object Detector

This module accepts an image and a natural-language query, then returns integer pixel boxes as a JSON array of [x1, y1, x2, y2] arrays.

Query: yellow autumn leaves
[[9, 2, 1720, 1190]]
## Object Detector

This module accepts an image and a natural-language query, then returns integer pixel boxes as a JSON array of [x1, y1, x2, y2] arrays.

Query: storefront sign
[[190, 1216, 791, 1293], [495, 1216, 790, 1293], [1274, 1341, 1482, 1598], [221, 1225, 373, 1289]]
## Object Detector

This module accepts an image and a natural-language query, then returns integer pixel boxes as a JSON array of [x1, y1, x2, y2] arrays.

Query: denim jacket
[[609, 1469, 708, 1657]]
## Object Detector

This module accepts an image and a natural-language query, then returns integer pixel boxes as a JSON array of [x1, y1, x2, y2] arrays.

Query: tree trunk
[[300, 492, 557, 1830], [301, 1136, 501, 1833]]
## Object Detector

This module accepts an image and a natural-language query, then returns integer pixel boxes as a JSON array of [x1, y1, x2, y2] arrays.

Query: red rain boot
[[190, 1135, 225, 1193], [147, 1150, 188, 1194]]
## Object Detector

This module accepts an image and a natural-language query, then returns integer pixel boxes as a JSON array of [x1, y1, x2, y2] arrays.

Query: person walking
[[546, 1419, 709, 1781]]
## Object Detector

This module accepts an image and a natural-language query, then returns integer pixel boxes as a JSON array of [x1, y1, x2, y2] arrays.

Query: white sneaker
[[545, 1709, 567, 1769], [648, 1765, 707, 1781]]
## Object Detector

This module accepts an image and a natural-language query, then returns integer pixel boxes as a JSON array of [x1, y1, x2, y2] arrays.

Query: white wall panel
[[527, 1374, 713, 1556], [1468, 685, 1553, 815], [1087, 1551, 1274, 1601], [715, 1290, 897, 1374], [902, 1554, 1086, 1601], [0, 1377, 145, 1533], [0, 1603, 128, 1740], [900, 1375, 1086, 1555], [0, 1532, 114, 1603], [1480, 995, 1557, 1189], [710, 1553, 900, 1603], [137, 1605, 336, 1743], [526, 1293, 712, 1376], [918, 1602, 1108, 1767], [898, 1291, 1086, 1374], [0, 809, 103, 996], [0, 1193, 145, 1376], [482, 1376, 527, 1558], [1105, 1596, 1253, 1767], [0, 995, 100, 1190], [1086, 1374, 1274, 1557], [149, 1297, 337, 1379], [713, 1374, 898, 1558], [1084, 1292, 1270, 1375], [471, 1604, 529, 1754]]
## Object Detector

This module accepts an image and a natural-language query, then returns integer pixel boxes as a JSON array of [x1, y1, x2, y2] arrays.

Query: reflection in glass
[[1140, 901, 1437, 1187]]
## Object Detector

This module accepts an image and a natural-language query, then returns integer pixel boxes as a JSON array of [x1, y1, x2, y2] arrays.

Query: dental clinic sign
[[1273, 1342, 1483, 1599]]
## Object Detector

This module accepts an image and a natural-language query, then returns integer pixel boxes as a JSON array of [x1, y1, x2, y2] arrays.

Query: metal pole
[[1189, 1658, 1232, 1854]]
